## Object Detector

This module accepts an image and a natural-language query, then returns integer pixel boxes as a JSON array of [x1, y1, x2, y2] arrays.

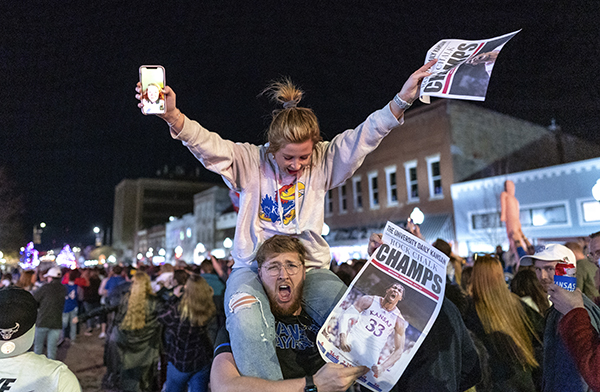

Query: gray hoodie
[[172, 104, 402, 269]]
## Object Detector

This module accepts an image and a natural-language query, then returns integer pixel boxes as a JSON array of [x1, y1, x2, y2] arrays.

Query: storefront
[[452, 157, 600, 256]]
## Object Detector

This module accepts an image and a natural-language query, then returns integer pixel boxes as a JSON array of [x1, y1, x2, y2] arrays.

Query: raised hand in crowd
[[368, 233, 383, 256], [548, 285, 584, 315]]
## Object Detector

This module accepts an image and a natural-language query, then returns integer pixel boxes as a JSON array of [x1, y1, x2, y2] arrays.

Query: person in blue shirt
[[62, 269, 80, 343]]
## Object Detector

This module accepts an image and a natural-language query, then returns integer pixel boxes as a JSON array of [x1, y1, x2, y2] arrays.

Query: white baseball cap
[[43, 267, 62, 278], [519, 244, 576, 267]]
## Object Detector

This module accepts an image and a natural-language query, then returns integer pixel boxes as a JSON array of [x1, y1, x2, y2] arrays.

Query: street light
[[223, 237, 233, 258], [410, 207, 425, 225], [93, 226, 102, 247], [33, 223, 45, 245], [194, 243, 206, 265]]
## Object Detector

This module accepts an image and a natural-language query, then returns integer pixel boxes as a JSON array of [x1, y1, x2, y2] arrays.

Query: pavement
[[59, 329, 106, 392]]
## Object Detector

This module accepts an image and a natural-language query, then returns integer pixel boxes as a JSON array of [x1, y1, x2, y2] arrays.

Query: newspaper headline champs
[[373, 243, 444, 295]]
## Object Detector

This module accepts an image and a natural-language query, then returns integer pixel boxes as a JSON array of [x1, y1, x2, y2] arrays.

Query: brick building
[[324, 99, 597, 262]]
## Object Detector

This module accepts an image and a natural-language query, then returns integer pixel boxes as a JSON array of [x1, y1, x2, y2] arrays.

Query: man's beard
[[268, 280, 304, 318]]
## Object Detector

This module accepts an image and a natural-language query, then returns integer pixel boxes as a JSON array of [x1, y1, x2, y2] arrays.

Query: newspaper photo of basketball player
[[318, 261, 438, 392]]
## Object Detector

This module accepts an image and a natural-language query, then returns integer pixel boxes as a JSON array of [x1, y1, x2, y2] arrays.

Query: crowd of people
[[0, 258, 228, 392], [2, 61, 600, 392], [3, 230, 600, 392]]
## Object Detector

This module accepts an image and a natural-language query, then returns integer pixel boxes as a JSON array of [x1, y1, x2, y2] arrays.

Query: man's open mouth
[[278, 284, 292, 302]]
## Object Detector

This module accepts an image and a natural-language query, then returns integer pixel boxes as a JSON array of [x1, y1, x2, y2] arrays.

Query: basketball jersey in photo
[[348, 297, 402, 366]]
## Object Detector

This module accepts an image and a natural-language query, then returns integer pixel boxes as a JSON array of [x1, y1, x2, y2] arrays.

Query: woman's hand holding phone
[[136, 64, 184, 131], [136, 83, 183, 129]]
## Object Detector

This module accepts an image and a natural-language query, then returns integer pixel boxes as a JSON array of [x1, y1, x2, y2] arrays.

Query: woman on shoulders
[[135, 60, 436, 379]]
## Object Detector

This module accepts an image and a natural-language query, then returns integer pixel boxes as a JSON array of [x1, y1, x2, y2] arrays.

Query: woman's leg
[[83, 302, 97, 331], [188, 363, 211, 392], [69, 307, 78, 341], [302, 269, 348, 325], [164, 362, 191, 392], [224, 267, 283, 380], [120, 367, 142, 392], [61, 311, 69, 340]]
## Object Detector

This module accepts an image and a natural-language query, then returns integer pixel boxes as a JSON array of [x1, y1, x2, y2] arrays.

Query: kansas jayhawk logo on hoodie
[[259, 182, 305, 225]]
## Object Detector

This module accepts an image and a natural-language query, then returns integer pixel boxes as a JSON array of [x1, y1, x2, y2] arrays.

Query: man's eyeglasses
[[262, 262, 303, 277], [587, 250, 600, 261]]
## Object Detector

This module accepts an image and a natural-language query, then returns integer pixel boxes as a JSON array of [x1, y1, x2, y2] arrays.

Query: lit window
[[582, 200, 600, 223], [352, 176, 363, 210], [470, 203, 570, 232], [521, 205, 568, 227], [404, 160, 419, 202], [368, 171, 379, 209]]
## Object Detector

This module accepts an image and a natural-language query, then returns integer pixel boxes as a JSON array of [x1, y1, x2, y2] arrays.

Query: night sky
[[3, 0, 599, 248]]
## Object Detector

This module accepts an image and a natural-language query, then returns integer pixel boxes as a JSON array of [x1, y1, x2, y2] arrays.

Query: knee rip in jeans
[[229, 292, 259, 314]]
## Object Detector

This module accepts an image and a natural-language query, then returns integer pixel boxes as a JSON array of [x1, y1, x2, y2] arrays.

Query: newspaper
[[420, 30, 520, 103], [317, 221, 448, 392]]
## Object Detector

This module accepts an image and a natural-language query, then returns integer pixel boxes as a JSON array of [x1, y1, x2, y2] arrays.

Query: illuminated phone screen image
[[140, 66, 165, 114]]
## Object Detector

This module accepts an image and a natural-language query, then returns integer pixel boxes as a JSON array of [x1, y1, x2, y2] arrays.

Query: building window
[[352, 176, 363, 211], [385, 165, 398, 206], [339, 183, 347, 214], [581, 200, 600, 223], [426, 155, 443, 198], [521, 204, 568, 227], [470, 202, 570, 232], [368, 171, 379, 209], [471, 212, 503, 230], [325, 189, 333, 216], [404, 160, 419, 202]]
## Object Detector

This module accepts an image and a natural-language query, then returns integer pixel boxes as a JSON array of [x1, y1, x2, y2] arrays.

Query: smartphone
[[139, 65, 166, 115]]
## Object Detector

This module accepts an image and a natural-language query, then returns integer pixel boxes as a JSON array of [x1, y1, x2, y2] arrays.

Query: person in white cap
[[547, 231, 600, 392], [0, 287, 81, 391], [520, 243, 576, 293], [520, 244, 600, 392], [550, 281, 600, 392], [32, 267, 66, 360]]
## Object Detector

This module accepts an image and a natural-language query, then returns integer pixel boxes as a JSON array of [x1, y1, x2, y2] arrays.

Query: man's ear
[[257, 267, 263, 282]]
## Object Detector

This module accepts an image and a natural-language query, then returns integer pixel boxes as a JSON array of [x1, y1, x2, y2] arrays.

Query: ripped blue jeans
[[224, 266, 347, 380]]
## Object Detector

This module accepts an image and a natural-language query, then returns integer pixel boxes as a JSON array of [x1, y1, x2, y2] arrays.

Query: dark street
[[60, 330, 106, 392]]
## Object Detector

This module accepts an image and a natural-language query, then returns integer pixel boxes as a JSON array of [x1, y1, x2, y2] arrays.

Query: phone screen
[[139, 66, 166, 115]]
